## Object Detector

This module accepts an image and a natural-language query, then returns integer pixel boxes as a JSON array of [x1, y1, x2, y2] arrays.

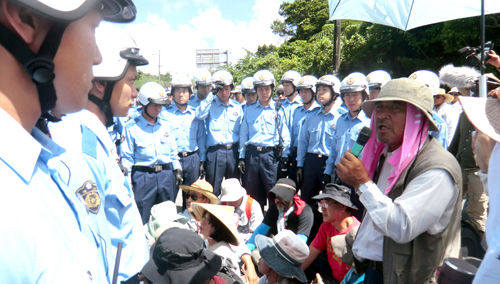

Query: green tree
[[135, 70, 172, 89]]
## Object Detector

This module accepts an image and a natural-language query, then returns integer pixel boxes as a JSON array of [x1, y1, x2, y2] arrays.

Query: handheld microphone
[[275, 100, 282, 111], [351, 126, 372, 157]]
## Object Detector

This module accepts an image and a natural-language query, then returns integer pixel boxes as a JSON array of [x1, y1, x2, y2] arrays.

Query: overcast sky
[[113, 0, 288, 76]]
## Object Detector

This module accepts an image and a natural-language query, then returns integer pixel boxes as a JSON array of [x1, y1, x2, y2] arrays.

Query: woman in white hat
[[192, 203, 243, 279]]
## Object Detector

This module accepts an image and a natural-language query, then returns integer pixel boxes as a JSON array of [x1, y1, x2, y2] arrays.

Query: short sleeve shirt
[[311, 219, 360, 282]]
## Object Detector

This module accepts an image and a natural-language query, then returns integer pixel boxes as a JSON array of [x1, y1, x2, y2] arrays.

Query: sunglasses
[[187, 193, 201, 201], [277, 92, 285, 96]]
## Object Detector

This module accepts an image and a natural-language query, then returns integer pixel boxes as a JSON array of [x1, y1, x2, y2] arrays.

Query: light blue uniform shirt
[[281, 94, 303, 130], [324, 111, 371, 175], [0, 108, 98, 283], [188, 92, 209, 109], [195, 93, 243, 147], [49, 116, 116, 284], [239, 100, 291, 159], [121, 113, 181, 174], [163, 104, 207, 161], [66, 110, 150, 282], [430, 111, 449, 148], [290, 101, 321, 148], [297, 107, 342, 167]]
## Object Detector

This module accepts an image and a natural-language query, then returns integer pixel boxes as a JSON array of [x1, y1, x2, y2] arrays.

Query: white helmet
[[241, 77, 256, 94], [409, 70, 440, 95], [280, 70, 302, 87], [316, 74, 341, 95], [296, 75, 318, 93], [366, 70, 391, 90], [253, 70, 276, 89], [0, 0, 137, 115], [139, 82, 168, 105], [340, 72, 370, 96], [93, 22, 148, 81], [193, 68, 212, 87], [212, 70, 234, 89], [171, 73, 193, 94]]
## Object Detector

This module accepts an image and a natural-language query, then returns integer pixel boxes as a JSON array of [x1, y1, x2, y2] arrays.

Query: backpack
[[216, 257, 245, 284], [222, 195, 254, 220]]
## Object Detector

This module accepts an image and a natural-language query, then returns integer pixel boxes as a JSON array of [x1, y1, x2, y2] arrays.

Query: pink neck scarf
[[361, 104, 429, 195]]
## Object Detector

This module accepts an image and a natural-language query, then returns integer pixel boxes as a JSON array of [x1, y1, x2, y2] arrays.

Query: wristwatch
[[357, 180, 375, 194]]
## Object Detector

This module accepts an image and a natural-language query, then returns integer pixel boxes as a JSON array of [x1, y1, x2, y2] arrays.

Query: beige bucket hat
[[362, 78, 439, 131], [179, 179, 219, 205], [459, 96, 500, 143], [437, 88, 454, 103], [191, 203, 240, 246]]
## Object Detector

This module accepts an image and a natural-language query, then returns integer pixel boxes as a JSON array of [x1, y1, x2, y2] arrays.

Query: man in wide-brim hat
[[336, 78, 462, 284]]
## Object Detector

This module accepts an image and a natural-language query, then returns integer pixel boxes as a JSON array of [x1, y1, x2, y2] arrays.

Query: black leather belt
[[132, 164, 172, 173], [208, 143, 237, 151], [307, 152, 328, 159], [247, 144, 276, 152], [178, 150, 197, 157], [369, 260, 383, 271]]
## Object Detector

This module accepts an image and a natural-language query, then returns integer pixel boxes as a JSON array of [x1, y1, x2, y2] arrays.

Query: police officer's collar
[[287, 94, 303, 104], [256, 100, 275, 109], [171, 103, 195, 114], [138, 112, 162, 126], [343, 109, 369, 122], [214, 96, 237, 107]]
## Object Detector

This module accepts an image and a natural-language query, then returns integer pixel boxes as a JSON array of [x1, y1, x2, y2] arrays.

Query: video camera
[[458, 41, 494, 67]]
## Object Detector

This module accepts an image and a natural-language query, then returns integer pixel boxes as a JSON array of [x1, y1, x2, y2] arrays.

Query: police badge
[[76, 181, 101, 214]]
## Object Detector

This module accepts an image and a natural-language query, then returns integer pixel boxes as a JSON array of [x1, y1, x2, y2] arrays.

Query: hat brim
[[142, 240, 222, 284], [459, 97, 500, 143], [255, 235, 308, 283], [269, 186, 295, 203], [219, 193, 243, 203], [179, 185, 220, 205], [191, 203, 240, 246], [312, 193, 358, 210], [362, 97, 439, 132]]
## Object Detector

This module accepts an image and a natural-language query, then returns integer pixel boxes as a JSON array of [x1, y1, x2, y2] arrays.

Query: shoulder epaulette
[[81, 124, 98, 159]]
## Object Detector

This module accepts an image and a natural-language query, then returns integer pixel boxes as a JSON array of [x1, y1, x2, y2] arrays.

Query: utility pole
[[333, 20, 341, 76], [158, 49, 161, 84]]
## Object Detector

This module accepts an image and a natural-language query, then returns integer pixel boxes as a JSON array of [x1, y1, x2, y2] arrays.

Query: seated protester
[[246, 179, 314, 254], [192, 203, 243, 279], [179, 180, 220, 232], [255, 229, 310, 284], [140, 227, 227, 284], [220, 179, 264, 243], [301, 184, 360, 283], [144, 201, 188, 247]]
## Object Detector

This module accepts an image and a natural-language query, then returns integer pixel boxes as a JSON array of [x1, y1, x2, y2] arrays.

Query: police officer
[[409, 70, 450, 147], [241, 76, 258, 113], [49, 23, 150, 282], [239, 70, 291, 207], [0, 0, 138, 282], [288, 76, 321, 183], [196, 70, 243, 196], [121, 82, 183, 224], [231, 85, 245, 105], [163, 73, 206, 205], [324, 73, 371, 184], [296, 74, 343, 204], [280, 70, 303, 130], [189, 68, 212, 109], [276, 84, 286, 101], [366, 70, 391, 100]]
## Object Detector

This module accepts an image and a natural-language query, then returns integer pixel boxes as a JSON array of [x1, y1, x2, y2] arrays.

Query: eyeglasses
[[277, 92, 284, 96], [318, 201, 339, 209]]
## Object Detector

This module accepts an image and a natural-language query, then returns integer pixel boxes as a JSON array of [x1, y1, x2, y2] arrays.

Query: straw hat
[[362, 78, 439, 131], [179, 179, 219, 204], [437, 88, 454, 103], [459, 96, 500, 143], [191, 203, 240, 246]]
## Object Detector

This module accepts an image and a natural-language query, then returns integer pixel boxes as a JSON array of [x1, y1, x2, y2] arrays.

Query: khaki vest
[[382, 137, 463, 284]]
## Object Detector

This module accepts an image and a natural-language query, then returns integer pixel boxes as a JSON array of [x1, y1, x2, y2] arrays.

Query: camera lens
[[466, 54, 481, 67]]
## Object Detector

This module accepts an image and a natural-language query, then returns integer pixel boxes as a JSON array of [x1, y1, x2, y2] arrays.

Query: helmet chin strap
[[88, 81, 117, 127], [286, 87, 297, 97], [0, 22, 68, 122], [143, 104, 155, 120], [322, 93, 337, 107]]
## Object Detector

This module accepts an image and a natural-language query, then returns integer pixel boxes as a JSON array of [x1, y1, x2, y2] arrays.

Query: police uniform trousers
[[301, 153, 328, 205], [179, 151, 200, 210], [132, 164, 176, 224], [243, 146, 279, 208], [206, 144, 239, 196], [288, 147, 298, 184]]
